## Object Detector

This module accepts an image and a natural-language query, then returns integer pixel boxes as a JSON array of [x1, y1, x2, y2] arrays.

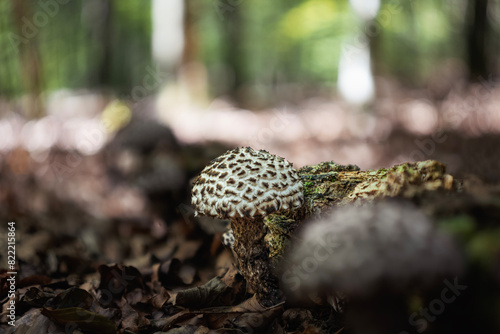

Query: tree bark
[[221, 5, 244, 104], [96, 0, 113, 88], [466, 0, 492, 81]]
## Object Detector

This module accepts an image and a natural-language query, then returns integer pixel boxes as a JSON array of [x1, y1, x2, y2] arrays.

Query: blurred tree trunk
[[183, 0, 197, 65], [96, 0, 113, 88], [222, 5, 244, 105], [83, 0, 114, 88], [466, 0, 492, 81], [368, 24, 380, 77], [181, 0, 208, 103], [11, 0, 44, 118]]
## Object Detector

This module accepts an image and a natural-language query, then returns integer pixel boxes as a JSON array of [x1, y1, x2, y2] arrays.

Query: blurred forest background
[[1, 0, 500, 99], [0, 0, 499, 169], [1, 0, 499, 105]]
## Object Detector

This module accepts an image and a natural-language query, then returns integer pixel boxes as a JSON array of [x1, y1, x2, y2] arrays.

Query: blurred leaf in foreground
[[41, 307, 117, 334]]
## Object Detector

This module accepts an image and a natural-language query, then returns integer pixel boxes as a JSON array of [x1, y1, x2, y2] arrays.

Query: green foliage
[[378, 0, 466, 84], [277, 0, 353, 82], [0, 0, 152, 97], [0, 0, 498, 100], [0, 1, 22, 96]]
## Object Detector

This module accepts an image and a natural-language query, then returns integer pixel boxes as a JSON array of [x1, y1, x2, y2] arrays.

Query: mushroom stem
[[231, 217, 283, 307]]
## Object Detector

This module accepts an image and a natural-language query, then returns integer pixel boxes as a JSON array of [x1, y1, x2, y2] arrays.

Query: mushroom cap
[[285, 200, 462, 295], [191, 147, 304, 219]]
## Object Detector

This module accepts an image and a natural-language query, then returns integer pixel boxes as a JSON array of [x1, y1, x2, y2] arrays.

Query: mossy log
[[265, 160, 456, 260], [261, 159, 500, 326]]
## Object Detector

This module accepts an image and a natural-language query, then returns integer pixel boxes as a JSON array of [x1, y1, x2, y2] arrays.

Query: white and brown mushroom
[[191, 147, 304, 306]]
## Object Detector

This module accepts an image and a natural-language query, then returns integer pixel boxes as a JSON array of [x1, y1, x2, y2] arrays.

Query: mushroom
[[191, 147, 304, 306], [222, 228, 235, 249], [284, 200, 462, 334]]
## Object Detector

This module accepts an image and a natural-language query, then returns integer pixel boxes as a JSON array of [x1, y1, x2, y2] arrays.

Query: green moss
[[300, 169, 340, 200], [303, 181, 327, 197], [367, 168, 389, 177], [303, 181, 315, 196], [265, 213, 298, 260], [378, 168, 388, 173], [301, 172, 339, 182], [395, 164, 415, 174], [298, 161, 360, 174]]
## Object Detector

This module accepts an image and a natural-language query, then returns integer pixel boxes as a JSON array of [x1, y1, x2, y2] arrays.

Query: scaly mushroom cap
[[191, 147, 304, 219]]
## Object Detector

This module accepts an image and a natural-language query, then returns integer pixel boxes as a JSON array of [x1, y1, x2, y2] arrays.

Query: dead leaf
[[21, 287, 55, 308], [17, 231, 52, 261], [5, 308, 65, 334], [49, 287, 93, 309], [41, 307, 117, 334], [125, 287, 144, 305], [150, 286, 170, 309], [120, 300, 140, 331], [174, 276, 232, 308], [18, 274, 52, 289], [159, 258, 188, 287], [215, 250, 235, 277], [282, 308, 313, 332], [151, 263, 162, 284], [165, 324, 199, 334], [193, 326, 212, 334], [217, 296, 284, 333], [220, 264, 243, 289], [163, 294, 284, 332], [229, 295, 284, 313], [173, 240, 203, 261], [98, 264, 144, 302], [161, 309, 199, 332], [178, 265, 197, 285]]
